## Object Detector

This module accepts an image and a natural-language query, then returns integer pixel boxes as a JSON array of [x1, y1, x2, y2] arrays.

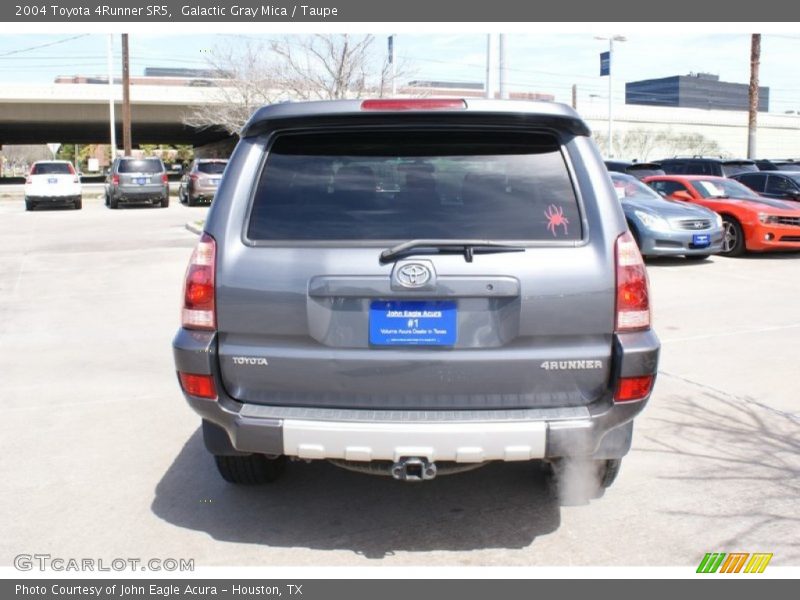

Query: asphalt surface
[[0, 192, 798, 568]]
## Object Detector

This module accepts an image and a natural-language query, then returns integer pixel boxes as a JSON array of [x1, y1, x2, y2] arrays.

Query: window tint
[[766, 175, 799, 195], [648, 180, 687, 196], [722, 161, 758, 176], [117, 159, 163, 173], [196, 161, 227, 175], [736, 173, 767, 191], [31, 162, 73, 175], [688, 161, 715, 176], [248, 131, 581, 242], [659, 160, 686, 174]]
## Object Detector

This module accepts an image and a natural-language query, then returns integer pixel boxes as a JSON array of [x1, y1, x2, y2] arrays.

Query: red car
[[643, 175, 800, 256]]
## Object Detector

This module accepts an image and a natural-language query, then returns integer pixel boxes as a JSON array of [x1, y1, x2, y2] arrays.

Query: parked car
[[610, 172, 722, 260], [172, 98, 660, 498], [656, 157, 758, 177], [731, 171, 800, 202], [105, 157, 169, 209], [179, 159, 228, 206], [754, 159, 800, 172], [644, 174, 800, 256], [605, 160, 665, 180], [24, 160, 82, 210]]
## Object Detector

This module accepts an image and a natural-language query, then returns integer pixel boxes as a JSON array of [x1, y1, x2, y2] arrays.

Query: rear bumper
[[173, 328, 659, 461], [112, 187, 168, 202], [26, 194, 80, 203]]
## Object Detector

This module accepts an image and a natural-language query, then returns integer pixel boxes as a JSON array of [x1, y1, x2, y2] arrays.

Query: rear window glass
[[197, 161, 227, 174], [722, 162, 758, 176], [32, 163, 72, 175], [117, 159, 163, 173], [248, 131, 581, 242]]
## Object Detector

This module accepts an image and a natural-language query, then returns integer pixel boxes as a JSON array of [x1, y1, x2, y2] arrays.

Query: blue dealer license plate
[[693, 233, 710, 247], [369, 300, 457, 346]]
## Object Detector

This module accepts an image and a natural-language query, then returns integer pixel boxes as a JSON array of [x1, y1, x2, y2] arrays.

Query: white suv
[[24, 160, 82, 211]]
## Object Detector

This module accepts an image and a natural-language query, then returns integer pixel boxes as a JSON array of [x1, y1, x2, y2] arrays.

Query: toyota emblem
[[396, 264, 431, 288]]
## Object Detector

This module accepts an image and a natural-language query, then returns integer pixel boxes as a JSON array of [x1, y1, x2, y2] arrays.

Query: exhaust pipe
[[391, 457, 437, 481]]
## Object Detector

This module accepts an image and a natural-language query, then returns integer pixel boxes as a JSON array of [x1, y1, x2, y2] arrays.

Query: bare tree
[[184, 35, 407, 136], [593, 129, 724, 160], [270, 34, 390, 100], [183, 41, 281, 136]]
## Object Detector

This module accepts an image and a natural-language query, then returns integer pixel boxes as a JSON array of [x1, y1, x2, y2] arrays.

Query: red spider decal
[[544, 204, 569, 236]]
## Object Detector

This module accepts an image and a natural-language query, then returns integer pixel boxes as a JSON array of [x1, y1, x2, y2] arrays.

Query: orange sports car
[[643, 175, 800, 256]]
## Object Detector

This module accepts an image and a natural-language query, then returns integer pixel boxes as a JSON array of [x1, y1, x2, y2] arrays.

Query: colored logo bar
[[697, 552, 773, 573]]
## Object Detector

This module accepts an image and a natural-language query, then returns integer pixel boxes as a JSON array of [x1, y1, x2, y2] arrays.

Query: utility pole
[[747, 34, 761, 159], [121, 33, 132, 155], [106, 34, 116, 164], [498, 34, 508, 99], [572, 84, 577, 109], [388, 35, 396, 97], [485, 34, 496, 99]]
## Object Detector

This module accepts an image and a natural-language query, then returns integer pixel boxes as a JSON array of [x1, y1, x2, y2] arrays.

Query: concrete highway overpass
[[0, 84, 233, 146]]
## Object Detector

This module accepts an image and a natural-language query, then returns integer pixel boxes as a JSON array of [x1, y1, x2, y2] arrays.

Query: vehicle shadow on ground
[[638, 380, 800, 560], [150, 431, 561, 557]]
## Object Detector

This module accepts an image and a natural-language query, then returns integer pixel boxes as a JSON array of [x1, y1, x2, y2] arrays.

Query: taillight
[[182, 232, 216, 330], [189, 173, 200, 181], [111, 174, 119, 185], [614, 375, 655, 403], [178, 372, 217, 399], [615, 231, 651, 332], [161, 173, 169, 184], [68, 163, 76, 175], [25, 176, 32, 184], [361, 98, 467, 111]]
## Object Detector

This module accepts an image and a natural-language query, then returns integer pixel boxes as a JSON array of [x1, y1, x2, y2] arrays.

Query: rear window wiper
[[380, 239, 526, 263]]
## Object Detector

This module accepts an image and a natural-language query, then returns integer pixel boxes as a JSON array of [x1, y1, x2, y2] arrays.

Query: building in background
[[626, 73, 769, 112], [403, 80, 554, 101]]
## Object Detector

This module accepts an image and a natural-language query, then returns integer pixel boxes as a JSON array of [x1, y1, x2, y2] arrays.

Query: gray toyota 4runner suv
[[173, 98, 660, 498]]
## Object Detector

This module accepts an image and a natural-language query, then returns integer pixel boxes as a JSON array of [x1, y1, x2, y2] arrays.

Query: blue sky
[[1, 33, 799, 112]]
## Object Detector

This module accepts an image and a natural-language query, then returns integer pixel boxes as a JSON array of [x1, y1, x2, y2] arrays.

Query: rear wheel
[[160, 196, 169, 208], [214, 454, 286, 485], [74, 197, 82, 210], [109, 195, 119, 209], [187, 194, 196, 207], [25, 198, 34, 211], [721, 217, 745, 256]]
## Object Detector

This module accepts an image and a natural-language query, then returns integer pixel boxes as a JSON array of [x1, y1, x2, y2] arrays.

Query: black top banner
[[2, 0, 799, 22]]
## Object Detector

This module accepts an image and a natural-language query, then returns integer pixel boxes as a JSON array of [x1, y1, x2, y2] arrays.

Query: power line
[[0, 34, 90, 58]]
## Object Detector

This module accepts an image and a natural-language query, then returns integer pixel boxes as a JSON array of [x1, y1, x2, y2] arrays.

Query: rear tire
[[25, 198, 34, 211], [721, 217, 745, 257], [187, 195, 196, 207], [214, 454, 286, 485], [74, 197, 82, 210], [109, 195, 119, 209], [160, 196, 169, 208]]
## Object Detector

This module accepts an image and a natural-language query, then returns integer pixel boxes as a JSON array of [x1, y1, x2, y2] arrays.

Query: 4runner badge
[[540, 360, 603, 371], [232, 357, 269, 366]]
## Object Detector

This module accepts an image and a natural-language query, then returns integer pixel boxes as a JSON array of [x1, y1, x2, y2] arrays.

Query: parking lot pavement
[[0, 194, 798, 567]]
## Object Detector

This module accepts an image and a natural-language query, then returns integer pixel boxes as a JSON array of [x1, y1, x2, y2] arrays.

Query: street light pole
[[596, 35, 626, 158], [106, 34, 116, 163]]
